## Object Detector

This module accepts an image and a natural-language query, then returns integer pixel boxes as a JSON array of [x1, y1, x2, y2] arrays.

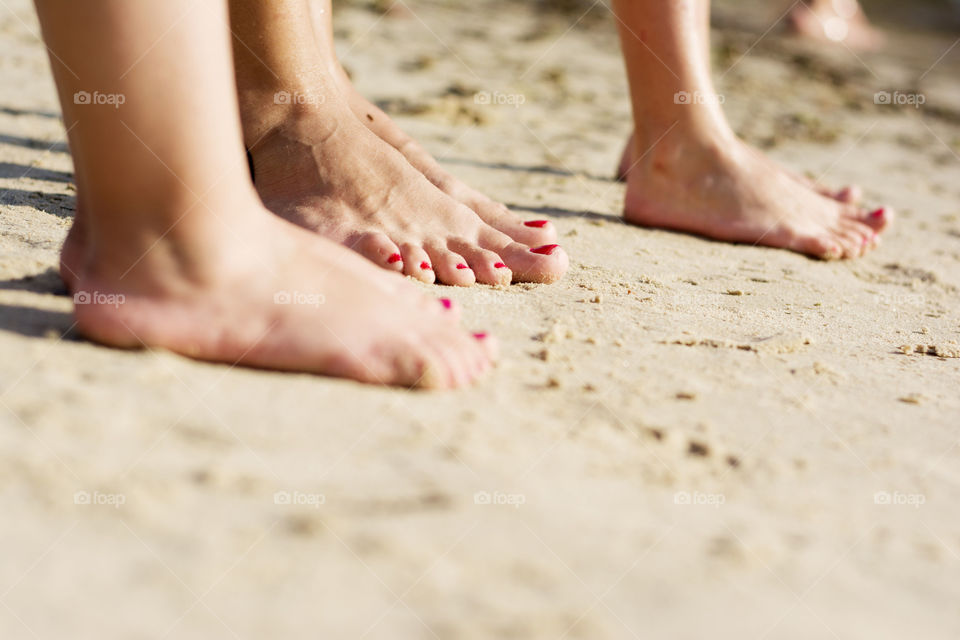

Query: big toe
[[497, 241, 569, 284]]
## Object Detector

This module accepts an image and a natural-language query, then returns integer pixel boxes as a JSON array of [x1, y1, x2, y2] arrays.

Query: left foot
[[324, 62, 559, 249]]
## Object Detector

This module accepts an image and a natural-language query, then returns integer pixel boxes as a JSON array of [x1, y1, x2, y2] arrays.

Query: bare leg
[[787, 0, 884, 51], [612, 0, 891, 259], [306, 0, 560, 250], [40, 0, 494, 388], [230, 0, 567, 287], [616, 1, 863, 205]]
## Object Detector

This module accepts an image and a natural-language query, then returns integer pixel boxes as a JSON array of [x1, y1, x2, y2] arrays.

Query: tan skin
[[612, 0, 892, 259], [230, 0, 568, 287], [45, 0, 495, 389]]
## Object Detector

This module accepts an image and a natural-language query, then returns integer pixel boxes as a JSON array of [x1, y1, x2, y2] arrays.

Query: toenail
[[440, 298, 453, 310], [870, 208, 885, 220], [420, 261, 432, 270], [472, 332, 489, 340], [524, 220, 549, 228], [456, 263, 469, 270], [494, 262, 507, 269], [530, 244, 560, 256], [388, 253, 402, 264]]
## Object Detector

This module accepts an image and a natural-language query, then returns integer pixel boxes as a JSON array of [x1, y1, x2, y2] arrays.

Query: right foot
[[68, 208, 496, 389], [622, 131, 892, 259], [787, 0, 884, 51], [244, 94, 568, 287]]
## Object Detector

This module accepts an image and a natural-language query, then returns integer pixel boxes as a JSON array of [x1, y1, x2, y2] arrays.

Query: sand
[[1, 0, 959, 638]]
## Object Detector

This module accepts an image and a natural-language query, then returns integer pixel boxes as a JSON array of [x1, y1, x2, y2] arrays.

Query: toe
[[791, 234, 843, 260], [480, 232, 569, 284], [467, 197, 558, 246], [352, 232, 405, 273], [400, 243, 436, 284], [425, 244, 476, 287], [834, 184, 863, 205], [858, 205, 894, 234], [446, 239, 512, 285]]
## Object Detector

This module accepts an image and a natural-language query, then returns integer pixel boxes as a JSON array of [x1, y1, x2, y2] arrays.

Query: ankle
[[633, 124, 737, 176]]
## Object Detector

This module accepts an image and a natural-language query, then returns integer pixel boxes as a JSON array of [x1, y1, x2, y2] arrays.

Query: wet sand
[[1, 0, 959, 637]]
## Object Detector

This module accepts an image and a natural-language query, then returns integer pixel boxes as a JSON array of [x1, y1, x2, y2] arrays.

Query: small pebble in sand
[[724, 289, 744, 296], [582, 383, 596, 392], [591, 294, 603, 304], [546, 377, 562, 389], [899, 394, 924, 405], [687, 440, 711, 457], [533, 349, 550, 361], [675, 391, 697, 400]]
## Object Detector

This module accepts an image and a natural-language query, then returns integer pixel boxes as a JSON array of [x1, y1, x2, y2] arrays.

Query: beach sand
[[1, 0, 959, 637]]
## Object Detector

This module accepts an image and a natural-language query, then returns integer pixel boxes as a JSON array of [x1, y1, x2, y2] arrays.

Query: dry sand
[[2, 0, 959, 638]]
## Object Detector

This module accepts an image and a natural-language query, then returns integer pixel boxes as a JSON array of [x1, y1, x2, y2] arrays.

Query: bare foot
[[622, 131, 892, 259], [327, 62, 560, 249], [244, 93, 568, 287], [68, 207, 496, 389], [616, 132, 863, 204], [787, 0, 884, 51]]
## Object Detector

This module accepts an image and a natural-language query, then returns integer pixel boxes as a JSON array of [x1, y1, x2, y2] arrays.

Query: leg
[[306, 0, 560, 249], [39, 0, 494, 388], [616, 2, 863, 205], [229, 0, 567, 286], [787, 0, 884, 51], [612, 0, 892, 259]]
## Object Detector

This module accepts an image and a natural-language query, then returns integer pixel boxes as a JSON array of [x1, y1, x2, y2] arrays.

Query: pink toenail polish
[[388, 253, 402, 264], [440, 298, 453, 310], [420, 261, 432, 270], [494, 262, 507, 269], [530, 244, 560, 256], [870, 208, 885, 220], [473, 332, 488, 340], [524, 220, 549, 228], [456, 263, 469, 270]]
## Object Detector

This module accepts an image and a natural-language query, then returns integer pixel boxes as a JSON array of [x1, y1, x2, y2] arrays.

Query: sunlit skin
[[612, 0, 892, 259], [45, 0, 495, 388], [230, 0, 567, 287]]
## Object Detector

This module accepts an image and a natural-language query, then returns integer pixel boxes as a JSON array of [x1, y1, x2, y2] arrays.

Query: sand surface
[[2, 0, 959, 637]]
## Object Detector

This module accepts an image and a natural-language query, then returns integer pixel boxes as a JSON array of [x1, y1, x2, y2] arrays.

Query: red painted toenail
[[524, 220, 549, 228], [494, 262, 507, 269], [440, 298, 453, 310], [456, 263, 469, 270], [870, 208, 885, 220], [530, 244, 560, 256], [387, 253, 402, 264], [420, 261, 432, 270], [473, 332, 488, 340]]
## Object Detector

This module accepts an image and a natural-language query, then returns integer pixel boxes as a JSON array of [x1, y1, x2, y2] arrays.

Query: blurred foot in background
[[787, 0, 884, 51]]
